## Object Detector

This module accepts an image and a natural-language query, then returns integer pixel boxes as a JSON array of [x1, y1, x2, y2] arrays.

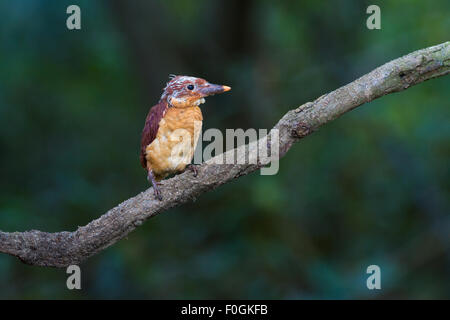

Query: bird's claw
[[153, 186, 163, 201], [187, 164, 199, 177], [147, 170, 163, 201]]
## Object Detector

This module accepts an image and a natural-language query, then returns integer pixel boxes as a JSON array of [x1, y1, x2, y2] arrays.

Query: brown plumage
[[140, 75, 230, 200], [140, 100, 167, 169]]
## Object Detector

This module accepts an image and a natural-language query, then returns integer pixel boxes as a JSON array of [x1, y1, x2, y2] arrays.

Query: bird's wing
[[140, 100, 168, 169]]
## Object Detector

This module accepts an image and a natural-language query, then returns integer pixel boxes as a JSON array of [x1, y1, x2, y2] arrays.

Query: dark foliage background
[[0, 0, 449, 299]]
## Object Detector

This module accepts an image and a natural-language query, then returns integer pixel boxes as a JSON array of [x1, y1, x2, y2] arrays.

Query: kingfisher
[[140, 75, 231, 200]]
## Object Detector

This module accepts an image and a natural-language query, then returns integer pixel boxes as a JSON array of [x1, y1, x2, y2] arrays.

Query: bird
[[140, 75, 231, 200]]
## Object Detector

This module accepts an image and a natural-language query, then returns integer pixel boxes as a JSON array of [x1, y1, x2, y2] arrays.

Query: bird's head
[[161, 75, 231, 108]]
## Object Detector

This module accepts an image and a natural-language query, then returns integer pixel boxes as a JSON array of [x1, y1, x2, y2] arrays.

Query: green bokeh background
[[0, 0, 449, 299]]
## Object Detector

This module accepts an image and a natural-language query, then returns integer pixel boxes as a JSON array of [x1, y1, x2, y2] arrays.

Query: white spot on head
[[194, 98, 206, 106], [160, 75, 209, 104]]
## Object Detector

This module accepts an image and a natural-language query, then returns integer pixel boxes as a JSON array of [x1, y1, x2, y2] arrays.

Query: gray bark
[[1, 42, 449, 267]]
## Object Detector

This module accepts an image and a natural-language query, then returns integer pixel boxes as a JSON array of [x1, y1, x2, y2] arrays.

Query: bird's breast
[[145, 106, 203, 179]]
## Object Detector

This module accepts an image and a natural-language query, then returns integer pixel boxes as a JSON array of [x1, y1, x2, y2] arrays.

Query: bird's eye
[[187, 84, 194, 90]]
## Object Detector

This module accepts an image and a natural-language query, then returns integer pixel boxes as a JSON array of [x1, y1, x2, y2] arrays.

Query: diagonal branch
[[1, 42, 449, 267]]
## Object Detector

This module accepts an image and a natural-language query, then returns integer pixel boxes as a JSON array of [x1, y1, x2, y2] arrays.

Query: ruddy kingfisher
[[140, 75, 231, 200]]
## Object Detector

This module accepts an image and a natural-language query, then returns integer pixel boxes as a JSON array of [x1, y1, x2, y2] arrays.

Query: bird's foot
[[187, 164, 199, 177], [153, 185, 163, 201], [147, 170, 163, 201]]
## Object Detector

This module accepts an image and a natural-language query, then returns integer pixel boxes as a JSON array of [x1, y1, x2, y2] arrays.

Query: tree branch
[[1, 42, 449, 267]]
